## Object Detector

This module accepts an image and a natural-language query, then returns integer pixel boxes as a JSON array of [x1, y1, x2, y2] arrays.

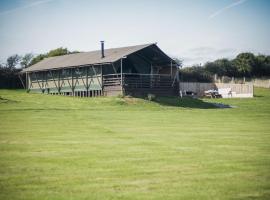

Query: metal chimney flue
[[100, 41, 105, 58]]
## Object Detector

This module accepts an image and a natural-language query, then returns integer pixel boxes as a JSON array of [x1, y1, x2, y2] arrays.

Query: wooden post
[[176, 64, 179, 82], [86, 66, 89, 97], [121, 58, 123, 86], [112, 63, 117, 74], [71, 69, 74, 96], [28, 72, 31, 92], [26, 72, 28, 91], [120, 58, 123, 95], [101, 64, 103, 95], [42, 71, 44, 91], [170, 60, 173, 78], [18, 74, 25, 89], [58, 70, 61, 94], [45, 71, 48, 94], [33, 72, 43, 93], [150, 63, 153, 88]]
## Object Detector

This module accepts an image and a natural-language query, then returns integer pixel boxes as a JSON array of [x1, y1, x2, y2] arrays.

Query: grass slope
[[0, 88, 270, 200]]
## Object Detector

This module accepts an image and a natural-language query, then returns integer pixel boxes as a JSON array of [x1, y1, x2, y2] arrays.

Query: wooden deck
[[103, 73, 179, 96], [27, 72, 179, 97]]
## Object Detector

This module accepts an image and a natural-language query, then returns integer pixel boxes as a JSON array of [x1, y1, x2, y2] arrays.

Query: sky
[[0, 0, 270, 66]]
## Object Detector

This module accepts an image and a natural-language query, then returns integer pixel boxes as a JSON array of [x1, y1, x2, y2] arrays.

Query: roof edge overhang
[[113, 43, 178, 66], [20, 42, 177, 73], [21, 62, 114, 73]]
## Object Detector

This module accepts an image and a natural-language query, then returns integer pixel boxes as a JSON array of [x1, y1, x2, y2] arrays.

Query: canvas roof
[[22, 43, 175, 72]]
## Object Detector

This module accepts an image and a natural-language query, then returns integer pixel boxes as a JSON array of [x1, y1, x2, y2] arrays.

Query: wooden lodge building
[[22, 42, 180, 97]]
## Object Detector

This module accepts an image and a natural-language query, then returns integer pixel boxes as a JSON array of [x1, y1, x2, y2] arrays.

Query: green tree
[[29, 47, 75, 66], [205, 59, 237, 77], [233, 53, 256, 76], [204, 61, 225, 76], [255, 55, 270, 76], [172, 58, 183, 68], [265, 56, 270, 76], [180, 65, 213, 82], [29, 54, 47, 66], [47, 47, 69, 57], [6, 54, 21, 69], [20, 53, 34, 68]]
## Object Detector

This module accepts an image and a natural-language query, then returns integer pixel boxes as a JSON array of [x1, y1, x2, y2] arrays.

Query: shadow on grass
[[0, 96, 19, 104], [153, 96, 218, 109], [233, 193, 270, 200], [254, 95, 264, 98]]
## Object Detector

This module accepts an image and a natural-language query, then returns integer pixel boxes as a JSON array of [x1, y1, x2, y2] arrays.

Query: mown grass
[[0, 88, 270, 200]]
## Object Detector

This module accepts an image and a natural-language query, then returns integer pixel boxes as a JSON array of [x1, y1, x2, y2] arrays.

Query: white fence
[[179, 82, 253, 98], [253, 78, 270, 88], [214, 75, 270, 88]]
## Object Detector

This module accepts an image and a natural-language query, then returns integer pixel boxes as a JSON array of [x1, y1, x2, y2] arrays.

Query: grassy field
[[0, 88, 270, 200]]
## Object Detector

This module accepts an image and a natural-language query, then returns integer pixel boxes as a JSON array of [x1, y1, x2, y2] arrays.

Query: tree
[[173, 58, 183, 68], [233, 53, 256, 76], [204, 61, 224, 76], [29, 54, 46, 66], [6, 54, 21, 69], [180, 65, 213, 82], [204, 59, 237, 77], [47, 47, 69, 57], [0, 47, 79, 89], [0, 58, 22, 89], [20, 53, 34, 68], [215, 58, 237, 77], [254, 54, 270, 76], [264, 56, 270, 76], [29, 47, 72, 66]]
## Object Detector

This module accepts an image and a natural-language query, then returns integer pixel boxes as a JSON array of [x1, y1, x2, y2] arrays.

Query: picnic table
[[204, 89, 222, 98], [204, 88, 233, 98]]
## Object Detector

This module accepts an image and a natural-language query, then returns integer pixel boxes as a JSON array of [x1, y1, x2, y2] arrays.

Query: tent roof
[[22, 43, 176, 72]]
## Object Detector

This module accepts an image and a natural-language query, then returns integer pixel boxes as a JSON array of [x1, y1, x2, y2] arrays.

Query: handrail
[[102, 73, 175, 88], [123, 73, 171, 76], [103, 73, 172, 77]]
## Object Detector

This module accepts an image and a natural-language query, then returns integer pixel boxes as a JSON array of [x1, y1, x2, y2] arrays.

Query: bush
[[0, 67, 23, 89], [180, 65, 213, 82]]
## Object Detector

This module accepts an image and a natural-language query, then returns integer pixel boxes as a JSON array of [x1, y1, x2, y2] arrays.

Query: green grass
[[0, 88, 270, 200]]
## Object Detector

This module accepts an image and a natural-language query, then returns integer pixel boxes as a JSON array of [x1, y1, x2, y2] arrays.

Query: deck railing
[[103, 74, 121, 86], [103, 73, 174, 88]]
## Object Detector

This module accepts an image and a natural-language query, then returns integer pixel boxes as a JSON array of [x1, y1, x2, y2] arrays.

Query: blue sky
[[0, 0, 269, 66]]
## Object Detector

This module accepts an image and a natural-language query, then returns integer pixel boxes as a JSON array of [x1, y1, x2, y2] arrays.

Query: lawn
[[0, 88, 270, 200]]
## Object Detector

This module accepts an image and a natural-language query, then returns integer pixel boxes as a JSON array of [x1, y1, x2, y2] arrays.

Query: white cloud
[[180, 47, 239, 66], [208, 0, 248, 19], [0, 0, 55, 16]]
